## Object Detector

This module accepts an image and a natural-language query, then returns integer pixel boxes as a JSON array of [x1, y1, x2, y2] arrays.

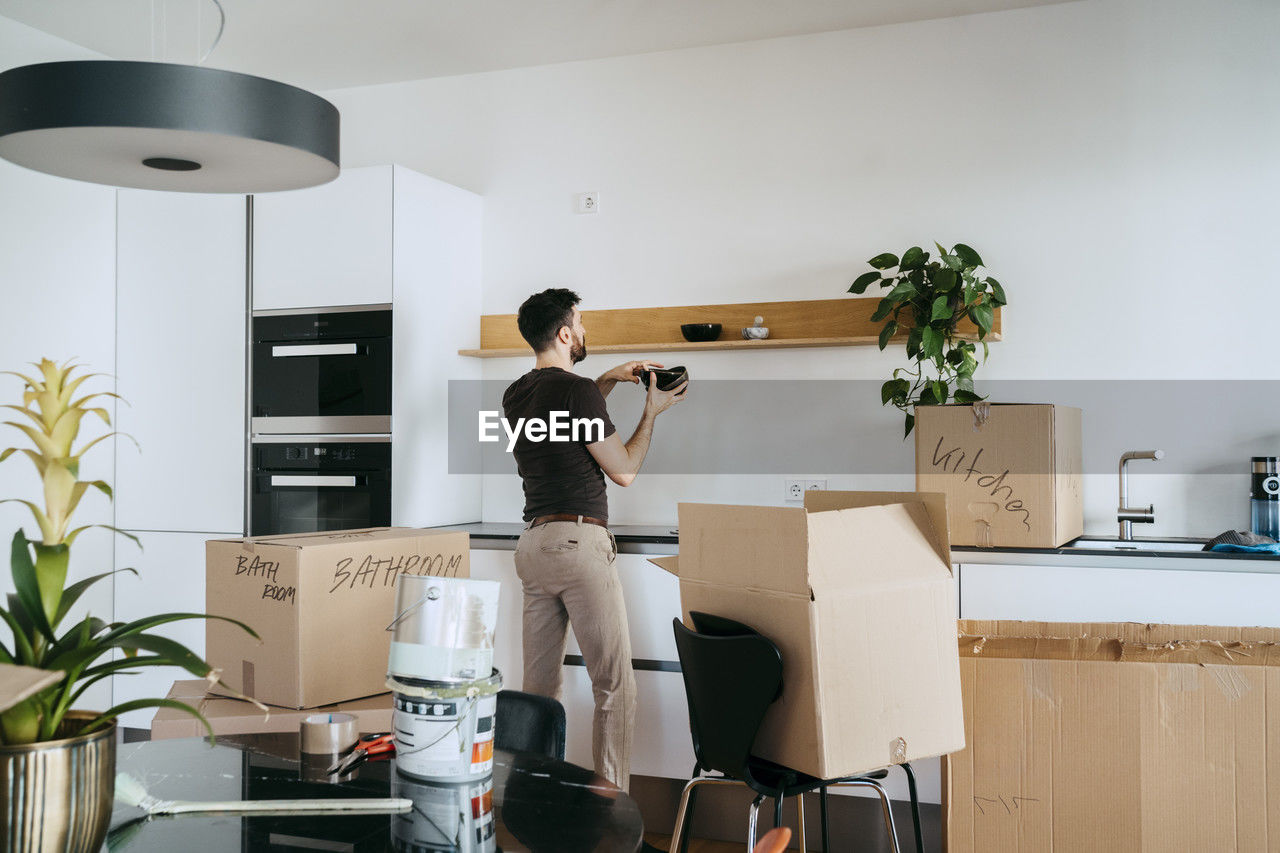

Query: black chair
[[494, 689, 566, 760], [670, 612, 923, 853]]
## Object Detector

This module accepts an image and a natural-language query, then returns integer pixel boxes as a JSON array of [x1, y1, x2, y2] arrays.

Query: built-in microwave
[[250, 436, 391, 536], [251, 305, 392, 435]]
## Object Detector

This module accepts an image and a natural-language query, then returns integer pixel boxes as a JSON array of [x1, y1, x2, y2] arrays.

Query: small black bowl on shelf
[[680, 323, 722, 342]]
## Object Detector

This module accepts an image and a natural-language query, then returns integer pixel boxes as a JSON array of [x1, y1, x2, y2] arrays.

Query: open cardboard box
[[653, 491, 965, 780], [206, 527, 470, 709]]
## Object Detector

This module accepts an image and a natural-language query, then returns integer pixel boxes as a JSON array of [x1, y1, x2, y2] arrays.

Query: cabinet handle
[[271, 343, 359, 357], [270, 475, 358, 488]]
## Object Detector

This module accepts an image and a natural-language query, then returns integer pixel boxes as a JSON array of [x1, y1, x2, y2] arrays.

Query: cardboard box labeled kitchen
[[947, 620, 1280, 852], [206, 527, 469, 709], [915, 403, 1082, 548], [652, 491, 964, 780], [151, 679, 393, 740]]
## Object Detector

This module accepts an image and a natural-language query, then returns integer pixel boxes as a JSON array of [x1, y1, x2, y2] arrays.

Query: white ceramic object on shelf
[[742, 315, 770, 340]]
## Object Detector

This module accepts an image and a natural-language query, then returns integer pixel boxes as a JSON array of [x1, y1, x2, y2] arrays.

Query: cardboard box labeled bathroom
[[206, 527, 469, 709], [947, 620, 1280, 852], [915, 403, 1082, 548], [652, 491, 964, 780]]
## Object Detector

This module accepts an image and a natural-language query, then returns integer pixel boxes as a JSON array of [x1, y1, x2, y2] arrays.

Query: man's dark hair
[[517, 288, 581, 353]]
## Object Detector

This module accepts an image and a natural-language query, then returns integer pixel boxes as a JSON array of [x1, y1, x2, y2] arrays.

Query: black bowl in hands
[[635, 365, 688, 392], [680, 323, 722, 342]]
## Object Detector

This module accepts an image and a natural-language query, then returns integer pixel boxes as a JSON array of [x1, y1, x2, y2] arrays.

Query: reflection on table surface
[[108, 732, 643, 852]]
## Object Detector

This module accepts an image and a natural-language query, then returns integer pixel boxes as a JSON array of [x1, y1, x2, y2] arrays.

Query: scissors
[[327, 733, 396, 775]]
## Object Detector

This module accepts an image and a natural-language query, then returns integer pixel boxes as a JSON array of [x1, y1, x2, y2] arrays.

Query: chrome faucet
[[1118, 450, 1165, 539]]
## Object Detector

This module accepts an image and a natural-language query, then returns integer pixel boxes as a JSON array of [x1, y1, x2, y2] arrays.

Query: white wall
[[326, 0, 1280, 536]]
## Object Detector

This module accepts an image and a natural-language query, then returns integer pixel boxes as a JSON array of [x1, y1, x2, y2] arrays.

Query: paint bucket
[[390, 773, 496, 853], [390, 669, 502, 782], [387, 576, 500, 683]]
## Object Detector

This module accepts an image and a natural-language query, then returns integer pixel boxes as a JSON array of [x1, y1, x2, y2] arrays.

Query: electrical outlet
[[785, 479, 805, 502], [805, 480, 827, 492], [575, 192, 599, 214]]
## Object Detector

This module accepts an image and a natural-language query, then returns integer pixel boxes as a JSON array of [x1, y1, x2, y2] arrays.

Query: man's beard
[[570, 332, 587, 365]]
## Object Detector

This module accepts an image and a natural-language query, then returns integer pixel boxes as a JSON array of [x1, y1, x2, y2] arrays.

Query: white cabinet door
[[112, 531, 213, 728], [389, 166, 482, 527], [472, 548, 695, 779], [0, 162, 117, 709], [958, 562, 1280, 626], [252, 166, 393, 310], [561, 667, 695, 780], [563, 553, 680, 661], [60, 531, 118, 717], [115, 190, 246, 534], [0, 163, 118, 667], [465, 549, 526, 687], [560, 554, 693, 778]]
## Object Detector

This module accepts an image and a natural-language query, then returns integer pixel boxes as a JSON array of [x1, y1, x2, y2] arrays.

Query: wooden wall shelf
[[458, 298, 1002, 358]]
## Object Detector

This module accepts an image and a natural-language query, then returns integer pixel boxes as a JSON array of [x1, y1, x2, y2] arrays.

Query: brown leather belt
[[529, 513, 609, 529]]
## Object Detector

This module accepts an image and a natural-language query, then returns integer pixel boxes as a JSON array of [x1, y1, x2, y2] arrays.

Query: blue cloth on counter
[[1209, 542, 1280, 554]]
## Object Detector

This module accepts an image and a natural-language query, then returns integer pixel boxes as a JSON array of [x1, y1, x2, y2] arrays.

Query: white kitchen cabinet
[[389, 165, 482, 527], [0, 163, 118, 713], [115, 190, 246, 534], [251, 163, 482, 526], [563, 553, 680, 661], [112, 530, 215, 728], [251, 166, 393, 310], [464, 548, 526, 686], [562, 667, 695, 779], [469, 548, 695, 779], [957, 561, 1280, 626], [561, 554, 690, 776]]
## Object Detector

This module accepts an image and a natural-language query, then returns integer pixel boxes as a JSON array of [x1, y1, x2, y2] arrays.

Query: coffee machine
[[1251, 457, 1280, 540]]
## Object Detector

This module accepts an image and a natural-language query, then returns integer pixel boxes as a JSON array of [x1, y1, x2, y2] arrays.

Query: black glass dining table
[[106, 732, 644, 852]]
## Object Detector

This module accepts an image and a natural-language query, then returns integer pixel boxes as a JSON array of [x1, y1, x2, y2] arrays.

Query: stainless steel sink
[[1065, 537, 1207, 552]]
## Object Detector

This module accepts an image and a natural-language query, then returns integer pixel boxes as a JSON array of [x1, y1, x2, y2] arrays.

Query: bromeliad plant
[[0, 358, 256, 745], [849, 243, 1006, 437]]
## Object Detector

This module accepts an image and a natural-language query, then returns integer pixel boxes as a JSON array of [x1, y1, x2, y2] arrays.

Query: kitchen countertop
[[434, 522, 1280, 565], [955, 539, 1279, 562], [432, 522, 679, 554]]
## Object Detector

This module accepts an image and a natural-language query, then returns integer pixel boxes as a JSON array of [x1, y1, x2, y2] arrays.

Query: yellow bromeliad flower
[[1, 358, 119, 548]]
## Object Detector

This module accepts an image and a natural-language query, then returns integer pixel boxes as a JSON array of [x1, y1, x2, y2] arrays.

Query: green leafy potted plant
[[0, 358, 257, 852], [849, 242, 1005, 436]]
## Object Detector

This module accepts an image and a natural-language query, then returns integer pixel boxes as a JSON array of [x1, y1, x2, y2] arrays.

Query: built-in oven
[[250, 437, 391, 536], [251, 305, 392, 435]]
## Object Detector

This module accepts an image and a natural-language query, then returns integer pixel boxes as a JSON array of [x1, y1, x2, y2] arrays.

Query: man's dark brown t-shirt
[[502, 367, 618, 522]]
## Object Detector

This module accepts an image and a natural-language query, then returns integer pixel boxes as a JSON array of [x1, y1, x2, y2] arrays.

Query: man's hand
[[588, 375, 688, 487], [643, 375, 688, 417], [596, 360, 664, 397]]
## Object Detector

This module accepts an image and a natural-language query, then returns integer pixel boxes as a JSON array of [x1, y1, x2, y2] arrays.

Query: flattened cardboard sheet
[[0, 664, 60, 713], [151, 679, 392, 739], [947, 620, 1280, 852]]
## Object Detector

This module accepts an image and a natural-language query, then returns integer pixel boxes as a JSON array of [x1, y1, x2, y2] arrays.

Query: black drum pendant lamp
[[0, 58, 340, 193]]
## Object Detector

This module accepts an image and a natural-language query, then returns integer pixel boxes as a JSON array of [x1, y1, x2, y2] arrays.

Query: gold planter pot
[[0, 711, 115, 853]]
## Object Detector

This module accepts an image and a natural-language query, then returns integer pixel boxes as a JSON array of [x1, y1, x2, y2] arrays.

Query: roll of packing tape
[[300, 712, 358, 755]]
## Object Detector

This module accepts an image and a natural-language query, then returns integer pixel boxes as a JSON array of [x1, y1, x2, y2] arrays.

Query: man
[[502, 287, 687, 791]]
